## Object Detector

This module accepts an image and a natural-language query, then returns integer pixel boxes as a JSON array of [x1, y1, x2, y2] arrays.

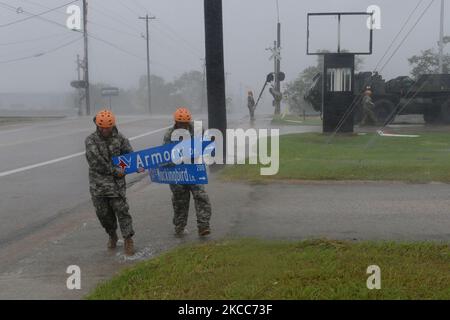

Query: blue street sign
[[112, 139, 215, 175], [149, 164, 208, 185]]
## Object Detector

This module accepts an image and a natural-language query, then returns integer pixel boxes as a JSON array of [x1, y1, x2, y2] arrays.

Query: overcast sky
[[0, 0, 448, 101]]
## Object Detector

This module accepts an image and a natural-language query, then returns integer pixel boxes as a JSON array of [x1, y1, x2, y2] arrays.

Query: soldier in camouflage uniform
[[85, 109, 136, 255], [361, 88, 377, 126], [247, 91, 256, 121], [164, 107, 212, 237]]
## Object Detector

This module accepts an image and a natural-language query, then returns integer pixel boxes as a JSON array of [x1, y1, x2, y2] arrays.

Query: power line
[[90, 3, 201, 62], [124, 0, 203, 57], [378, 0, 435, 73], [116, 0, 141, 17], [87, 32, 146, 61], [19, 0, 143, 36], [0, 1, 80, 32], [0, 0, 79, 28], [149, 23, 203, 60], [156, 19, 204, 57], [89, 3, 142, 34], [130, 0, 149, 13], [373, 0, 424, 71], [87, 32, 187, 73], [0, 3, 189, 74], [95, 1, 204, 60], [0, 2, 142, 61], [0, 36, 82, 64], [0, 32, 69, 46], [89, 20, 144, 41], [15, 0, 145, 42], [82, 2, 202, 61]]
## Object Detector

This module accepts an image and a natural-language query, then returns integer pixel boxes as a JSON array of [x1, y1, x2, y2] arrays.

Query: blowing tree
[[408, 36, 450, 79]]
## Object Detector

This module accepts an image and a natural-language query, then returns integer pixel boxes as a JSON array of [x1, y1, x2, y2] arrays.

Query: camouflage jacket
[[85, 127, 133, 197], [362, 95, 375, 109]]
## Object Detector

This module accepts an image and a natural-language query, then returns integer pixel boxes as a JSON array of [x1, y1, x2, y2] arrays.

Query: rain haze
[[0, 0, 447, 114]]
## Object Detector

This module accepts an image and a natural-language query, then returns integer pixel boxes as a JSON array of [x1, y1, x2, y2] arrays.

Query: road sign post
[[101, 87, 119, 111]]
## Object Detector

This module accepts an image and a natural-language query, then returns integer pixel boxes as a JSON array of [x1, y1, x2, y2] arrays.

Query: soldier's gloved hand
[[113, 167, 126, 178]]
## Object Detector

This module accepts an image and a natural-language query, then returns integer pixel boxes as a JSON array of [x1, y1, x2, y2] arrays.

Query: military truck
[[304, 72, 450, 124]]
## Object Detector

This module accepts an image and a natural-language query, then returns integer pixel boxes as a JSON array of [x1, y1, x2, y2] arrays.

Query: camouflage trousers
[[248, 107, 255, 121], [169, 184, 212, 230], [361, 105, 377, 126], [91, 196, 135, 239]]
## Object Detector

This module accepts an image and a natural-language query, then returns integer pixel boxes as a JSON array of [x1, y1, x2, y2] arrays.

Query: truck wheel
[[374, 99, 396, 125], [440, 100, 450, 124]]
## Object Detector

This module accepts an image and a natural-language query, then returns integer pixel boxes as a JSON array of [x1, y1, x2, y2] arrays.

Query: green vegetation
[[0, 117, 62, 126], [87, 239, 450, 300], [0, 117, 38, 126], [221, 132, 450, 182], [271, 114, 322, 126]]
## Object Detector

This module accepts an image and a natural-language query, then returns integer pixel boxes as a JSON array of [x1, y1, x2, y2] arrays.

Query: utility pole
[[274, 22, 281, 115], [204, 0, 227, 162], [272, 40, 277, 93], [239, 82, 243, 112], [82, 0, 91, 116], [139, 14, 156, 114], [438, 0, 445, 74], [76, 54, 83, 116], [225, 72, 232, 113], [76, 54, 81, 81], [200, 58, 206, 113]]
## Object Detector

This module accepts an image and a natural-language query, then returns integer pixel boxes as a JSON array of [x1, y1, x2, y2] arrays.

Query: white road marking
[[0, 117, 160, 148], [129, 127, 170, 141], [0, 126, 170, 178]]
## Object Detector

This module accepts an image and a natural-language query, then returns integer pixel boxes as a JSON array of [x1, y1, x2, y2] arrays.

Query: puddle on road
[[117, 246, 156, 262]]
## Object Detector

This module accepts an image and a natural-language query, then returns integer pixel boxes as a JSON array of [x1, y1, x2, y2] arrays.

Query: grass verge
[[86, 239, 450, 300], [220, 132, 450, 182], [271, 114, 322, 126], [0, 116, 63, 126]]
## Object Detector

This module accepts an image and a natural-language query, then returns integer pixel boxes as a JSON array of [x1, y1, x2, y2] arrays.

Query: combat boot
[[124, 237, 135, 256], [174, 226, 189, 237], [107, 232, 118, 249], [198, 227, 211, 237]]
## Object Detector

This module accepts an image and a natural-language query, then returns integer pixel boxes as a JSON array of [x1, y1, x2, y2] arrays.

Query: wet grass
[[220, 132, 450, 182], [0, 117, 62, 126], [271, 114, 322, 126], [86, 239, 450, 300]]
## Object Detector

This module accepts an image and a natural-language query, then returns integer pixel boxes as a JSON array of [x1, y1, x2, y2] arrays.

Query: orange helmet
[[95, 109, 116, 128], [173, 107, 192, 123]]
